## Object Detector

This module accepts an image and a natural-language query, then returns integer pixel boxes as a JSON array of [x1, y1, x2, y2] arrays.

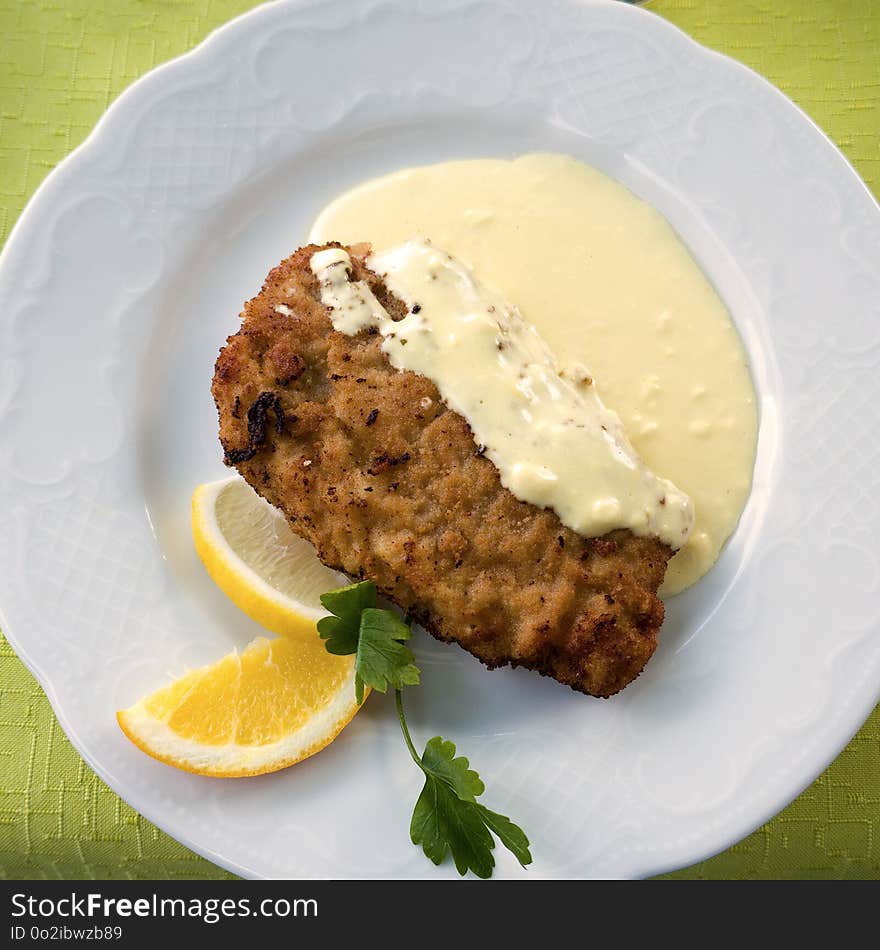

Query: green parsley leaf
[[474, 804, 533, 868], [411, 776, 496, 879], [419, 736, 484, 802], [409, 732, 531, 878], [396, 696, 532, 878], [317, 582, 420, 703], [355, 608, 420, 702], [317, 580, 377, 655]]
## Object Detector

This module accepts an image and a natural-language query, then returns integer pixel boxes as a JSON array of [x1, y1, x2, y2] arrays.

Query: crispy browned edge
[[211, 243, 672, 697]]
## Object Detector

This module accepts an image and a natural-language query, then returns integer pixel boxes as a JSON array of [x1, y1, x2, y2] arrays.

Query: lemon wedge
[[192, 475, 347, 638], [117, 635, 360, 776]]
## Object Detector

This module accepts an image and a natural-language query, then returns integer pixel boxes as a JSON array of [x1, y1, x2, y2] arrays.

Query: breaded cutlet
[[212, 243, 672, 697]]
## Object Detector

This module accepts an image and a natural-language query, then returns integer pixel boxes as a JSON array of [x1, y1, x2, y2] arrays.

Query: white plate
[[1, 0, 879, 880]]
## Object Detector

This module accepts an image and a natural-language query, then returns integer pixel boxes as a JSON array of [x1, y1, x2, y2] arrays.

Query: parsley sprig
[[318, 581, 420, 704], [318, 580, 532, 879]]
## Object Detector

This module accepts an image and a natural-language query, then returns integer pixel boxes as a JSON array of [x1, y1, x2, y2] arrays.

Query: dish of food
[[1, 0, 878, 879], [214, 239, 675, 698]]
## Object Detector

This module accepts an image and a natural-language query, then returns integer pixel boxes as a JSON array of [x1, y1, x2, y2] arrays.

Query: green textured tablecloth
[[1, 0, 878, 880]]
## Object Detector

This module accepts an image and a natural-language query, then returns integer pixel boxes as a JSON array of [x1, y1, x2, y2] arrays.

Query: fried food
[[212, 244, 672, 697]]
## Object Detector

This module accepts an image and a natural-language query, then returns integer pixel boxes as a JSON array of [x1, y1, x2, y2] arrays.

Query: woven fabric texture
[[0, 0, 878, 879]]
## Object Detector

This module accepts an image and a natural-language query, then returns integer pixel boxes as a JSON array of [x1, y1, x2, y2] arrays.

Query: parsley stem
[[395, 689, 422, 768]]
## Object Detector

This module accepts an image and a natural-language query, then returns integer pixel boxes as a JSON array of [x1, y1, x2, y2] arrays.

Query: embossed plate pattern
[[0, 0, 878, 879]]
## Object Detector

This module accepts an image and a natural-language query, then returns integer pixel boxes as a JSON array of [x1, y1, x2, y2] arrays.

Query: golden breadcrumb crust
[[212, 244, 671, 697]]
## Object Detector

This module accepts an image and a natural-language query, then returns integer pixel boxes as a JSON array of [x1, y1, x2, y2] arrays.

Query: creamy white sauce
[[310, 242, 693, 549], [308, 154, 758, 595]]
